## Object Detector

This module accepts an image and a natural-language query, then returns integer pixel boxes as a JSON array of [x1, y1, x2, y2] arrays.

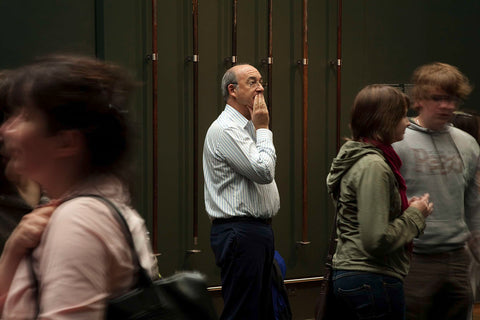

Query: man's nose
[[440, 100, 457, 110]]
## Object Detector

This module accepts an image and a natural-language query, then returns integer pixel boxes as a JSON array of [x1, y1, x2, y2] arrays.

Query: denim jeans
[[332, 270, 405, 320]]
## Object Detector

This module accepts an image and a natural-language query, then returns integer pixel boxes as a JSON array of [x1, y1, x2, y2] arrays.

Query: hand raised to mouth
[[251, 93, 269, 130]]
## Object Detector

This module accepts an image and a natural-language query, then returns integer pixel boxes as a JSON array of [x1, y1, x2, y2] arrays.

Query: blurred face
[[229, 65, 264, 119], [417, 88, 460, 130], [0, 106, 55, 184], [393, 107, 410, 143]]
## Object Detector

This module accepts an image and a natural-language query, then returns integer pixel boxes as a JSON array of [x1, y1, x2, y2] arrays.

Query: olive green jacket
[[326, 141, 426, 280]]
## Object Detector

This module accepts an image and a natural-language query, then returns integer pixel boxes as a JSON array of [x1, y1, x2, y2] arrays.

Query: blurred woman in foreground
[[0, 55, 157, 319]]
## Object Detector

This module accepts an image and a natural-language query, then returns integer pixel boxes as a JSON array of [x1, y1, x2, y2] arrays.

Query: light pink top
[[2, 176, 157, 319]]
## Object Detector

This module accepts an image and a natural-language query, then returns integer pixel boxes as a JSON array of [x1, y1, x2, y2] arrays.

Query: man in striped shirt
[[203, 64, 280, 320]]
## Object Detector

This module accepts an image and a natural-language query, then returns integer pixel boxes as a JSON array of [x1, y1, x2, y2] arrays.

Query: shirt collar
[[225, 104, 250, 129]]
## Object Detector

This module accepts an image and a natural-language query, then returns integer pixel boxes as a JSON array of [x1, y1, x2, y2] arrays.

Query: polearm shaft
[[267, 0, 273, 128], [232, 0, 237, 66], [151, 0, 158, 252], [301, 0, 309, 244], [336, 0, 342, 152], [192, 0, 199, 246]]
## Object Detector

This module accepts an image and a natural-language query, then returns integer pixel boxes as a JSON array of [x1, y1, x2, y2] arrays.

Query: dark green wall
[[0, 1, 95, 65], [153, 0, 337, 283], [0, 0, 154, 231], [1, 0, 479, 297], [341, 0, 480, 138]]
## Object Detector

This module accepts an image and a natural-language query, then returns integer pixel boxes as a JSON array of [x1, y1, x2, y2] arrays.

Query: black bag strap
[[314, 195, 339, 320], [324, 192, 340, 278], [76, 194, 153, 286]]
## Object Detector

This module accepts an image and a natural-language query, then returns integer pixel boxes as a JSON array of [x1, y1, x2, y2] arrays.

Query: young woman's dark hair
[[0, 70, 17, 194], [8, 55, 134, 177], [350, 84, 410, 144], [0, 70, 13, 123]]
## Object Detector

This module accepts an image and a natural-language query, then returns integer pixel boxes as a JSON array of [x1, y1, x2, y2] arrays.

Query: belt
[[212, 216, 272, 225]]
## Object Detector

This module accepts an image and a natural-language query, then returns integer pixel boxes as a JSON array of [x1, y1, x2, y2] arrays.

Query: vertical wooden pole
[[301, 0, 310, 244], [336, 0, 342, 151], [192, 0, 199, 247], [267, 0, 273, 128], [151, 0, 158, 252], [232, 0, 237, 66]]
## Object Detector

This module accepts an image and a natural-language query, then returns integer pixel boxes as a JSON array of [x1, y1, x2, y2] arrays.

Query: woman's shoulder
[[354, 152, 389, 170], [52, 195, 145, 234], [41, 197, 124, 252], [51, 195, 157, 277], [54, 195, 116, 219], [346, 153, 394, 185]]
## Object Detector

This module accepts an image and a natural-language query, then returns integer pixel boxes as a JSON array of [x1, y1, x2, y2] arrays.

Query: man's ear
[[228, 83, 237, 98], [413, 102, 422, 112], [53, 130, 85, 157]]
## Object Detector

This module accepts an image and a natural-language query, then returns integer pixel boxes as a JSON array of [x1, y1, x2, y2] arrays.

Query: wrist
[[2, 240, 27, 262]]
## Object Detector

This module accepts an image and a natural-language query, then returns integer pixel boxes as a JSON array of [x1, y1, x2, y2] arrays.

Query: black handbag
[[29, 195, 218, 320], [106, 271, 218, 320]]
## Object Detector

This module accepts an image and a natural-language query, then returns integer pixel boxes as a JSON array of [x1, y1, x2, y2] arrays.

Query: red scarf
[[363, 138, 413, 254], [363, 138, 408, 211], [363, 139, 413, 254]]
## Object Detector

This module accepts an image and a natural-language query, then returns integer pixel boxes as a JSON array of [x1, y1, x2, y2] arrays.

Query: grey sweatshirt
[[393, 119, 480, 254]]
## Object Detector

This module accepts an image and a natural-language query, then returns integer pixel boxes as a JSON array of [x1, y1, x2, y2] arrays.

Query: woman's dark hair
[[0, 70, 13, 124], [0, 70, 19, 194], [350, 84, 410, 144], [8, 55, 135, 176]]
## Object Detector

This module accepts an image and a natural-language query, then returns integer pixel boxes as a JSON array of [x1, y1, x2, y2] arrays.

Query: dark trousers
[[404, 247, 473, 320], [210, 218, 275, 320]]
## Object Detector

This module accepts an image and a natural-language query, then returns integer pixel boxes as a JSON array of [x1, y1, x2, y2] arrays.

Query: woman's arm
[[357, 159, 429, 256], [0, 205, 54, 310]]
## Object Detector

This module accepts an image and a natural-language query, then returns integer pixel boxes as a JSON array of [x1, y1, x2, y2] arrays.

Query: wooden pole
[[300, 0, 310, 244], [192, 0, 199, 247], [336, 0, 342, 151], [267, 0, 273, 128], [151, 0, 158, 252], [232, 0, 237, 66]]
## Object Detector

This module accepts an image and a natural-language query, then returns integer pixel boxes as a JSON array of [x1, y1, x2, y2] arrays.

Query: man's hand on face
[[251, 93, 269, 130]]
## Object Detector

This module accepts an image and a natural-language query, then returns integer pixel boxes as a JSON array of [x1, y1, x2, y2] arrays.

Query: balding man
[[203, 64, 280, 320]]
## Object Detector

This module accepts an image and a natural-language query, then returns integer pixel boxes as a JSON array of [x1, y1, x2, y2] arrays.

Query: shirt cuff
[[256, 128, 273, 142]]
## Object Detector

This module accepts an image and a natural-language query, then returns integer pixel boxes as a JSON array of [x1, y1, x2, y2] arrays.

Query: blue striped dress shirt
[[203, 105, 280, 219]]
